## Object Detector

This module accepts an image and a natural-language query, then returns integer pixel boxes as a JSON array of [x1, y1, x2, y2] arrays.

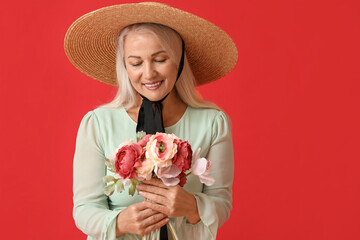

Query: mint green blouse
[[73, 106, 234, 240]]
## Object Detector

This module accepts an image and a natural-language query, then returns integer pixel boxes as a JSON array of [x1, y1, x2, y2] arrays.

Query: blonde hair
[[100, 23, 219, 110]]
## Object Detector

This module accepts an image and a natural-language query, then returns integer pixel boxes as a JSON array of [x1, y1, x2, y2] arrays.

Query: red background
[[1, 0, 359, 239]]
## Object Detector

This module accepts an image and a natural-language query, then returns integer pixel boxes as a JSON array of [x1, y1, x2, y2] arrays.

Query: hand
[[116, 201, 169, 237], [136, 178, 201, 224]]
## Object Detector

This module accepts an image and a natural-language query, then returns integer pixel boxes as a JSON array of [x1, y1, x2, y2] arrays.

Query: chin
[[144, 93, 167, 102], [141, 88, 170, 102]]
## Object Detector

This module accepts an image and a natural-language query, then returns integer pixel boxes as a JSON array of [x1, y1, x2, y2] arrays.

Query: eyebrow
[[127, 50, 167, 59]]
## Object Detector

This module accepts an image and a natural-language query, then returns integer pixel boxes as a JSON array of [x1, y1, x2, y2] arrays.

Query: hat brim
[[64, 2, 238, 86]]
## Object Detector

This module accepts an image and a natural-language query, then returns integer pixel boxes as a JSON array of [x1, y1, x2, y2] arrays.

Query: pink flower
[[135, 158, 154, 180], [138, 134, 152, 148], [115, 143, 144, 179], [146, 133, 177, 168], [173, 140, 192, 172], [155, 164, 181, 186], [191, 148, 215, 186]]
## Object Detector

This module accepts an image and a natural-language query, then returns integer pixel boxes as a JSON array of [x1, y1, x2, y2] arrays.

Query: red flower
[[173, 140, 192, 172], [138, 134, 151, 148], [115, 144, 144, 179], [177, 172, 187, 187]]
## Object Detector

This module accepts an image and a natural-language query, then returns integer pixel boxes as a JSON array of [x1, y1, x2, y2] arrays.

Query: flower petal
[[137, 134, 151, 147], [194, 148, 201, 161], [156, 164, 181, 178], [160, 177, 180, 186], [199, 175, 215, 186], [191, 157, 208, 175]]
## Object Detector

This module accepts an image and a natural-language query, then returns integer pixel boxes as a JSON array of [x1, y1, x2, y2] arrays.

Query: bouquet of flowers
[[103, 132, 215, 240]]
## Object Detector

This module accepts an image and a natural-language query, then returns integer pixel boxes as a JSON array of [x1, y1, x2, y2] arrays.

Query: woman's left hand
[[136, 178, 201, 224]]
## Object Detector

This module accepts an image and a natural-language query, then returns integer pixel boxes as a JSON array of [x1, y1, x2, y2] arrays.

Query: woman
[[66, 2, 237, 240]]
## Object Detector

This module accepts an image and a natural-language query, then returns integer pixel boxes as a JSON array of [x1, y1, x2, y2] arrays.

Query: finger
[[142, 178, 167, 188], [139, 191, 167, 205], [137, 184, 168, 196], [143, 216, 169, 235], [139, 208, 161, 219], [142, 212, 168, 227], [143, 199, 169, 216], [130, 201, 152, 212]]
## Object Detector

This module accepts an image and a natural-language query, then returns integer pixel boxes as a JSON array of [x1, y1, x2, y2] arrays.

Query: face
[[123, 32, 178, 102]]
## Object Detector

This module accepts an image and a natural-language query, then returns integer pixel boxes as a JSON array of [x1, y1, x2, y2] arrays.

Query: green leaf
[[129, 183, 136, 196], [104, 183, 115, 196], [131, 179, 141, 185], [115, 180, 124, 193], [105, 158, 116, 172], [128, 179, 142, 196], [103, 175, 115, 183], [136, 131, 146, 142]]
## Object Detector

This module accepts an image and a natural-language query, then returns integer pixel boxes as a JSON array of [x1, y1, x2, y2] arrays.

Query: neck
[[133, 89, 187, 127], [162, 89, 183, 109]]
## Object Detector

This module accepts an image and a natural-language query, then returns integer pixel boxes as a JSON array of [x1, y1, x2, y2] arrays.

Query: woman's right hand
[[116, 201, 169, 237]]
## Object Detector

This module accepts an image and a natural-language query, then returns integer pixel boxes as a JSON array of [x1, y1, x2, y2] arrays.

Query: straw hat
[[64, 2, 238, 86]]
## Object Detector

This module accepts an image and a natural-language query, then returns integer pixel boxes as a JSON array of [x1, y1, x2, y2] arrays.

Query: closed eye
[[131, 62, 142, 67]]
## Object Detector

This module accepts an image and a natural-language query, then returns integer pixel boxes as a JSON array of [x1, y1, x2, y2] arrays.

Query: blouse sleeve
[[73, 111, 124, 240], [175, 111, 234, 239]]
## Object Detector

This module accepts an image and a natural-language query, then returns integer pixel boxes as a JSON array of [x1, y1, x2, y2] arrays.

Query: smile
[[144, 80, 163, 90]]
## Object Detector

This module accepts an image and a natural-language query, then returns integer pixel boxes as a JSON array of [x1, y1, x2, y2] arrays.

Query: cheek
[[162, 64, 178, 79], [127, 69, 141, 83], [127, 72, 143, 91]]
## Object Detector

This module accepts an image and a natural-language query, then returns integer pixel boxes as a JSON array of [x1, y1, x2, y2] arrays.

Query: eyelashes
[[130, 59, 167, 67]]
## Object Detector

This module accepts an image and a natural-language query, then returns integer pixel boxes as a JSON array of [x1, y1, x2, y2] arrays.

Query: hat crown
[[139, 2, 169, 7], [64, 2, 238, 86]]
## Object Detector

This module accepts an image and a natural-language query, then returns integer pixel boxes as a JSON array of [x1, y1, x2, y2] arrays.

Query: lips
[[143, 80, 163, 90]]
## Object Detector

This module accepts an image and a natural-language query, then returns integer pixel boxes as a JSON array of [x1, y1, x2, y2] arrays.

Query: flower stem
[[180, 171, 192, 181], [167, 222, 178, 240]]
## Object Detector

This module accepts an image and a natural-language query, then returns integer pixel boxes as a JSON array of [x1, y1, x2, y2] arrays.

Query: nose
[[143, 62, 157, 80]]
